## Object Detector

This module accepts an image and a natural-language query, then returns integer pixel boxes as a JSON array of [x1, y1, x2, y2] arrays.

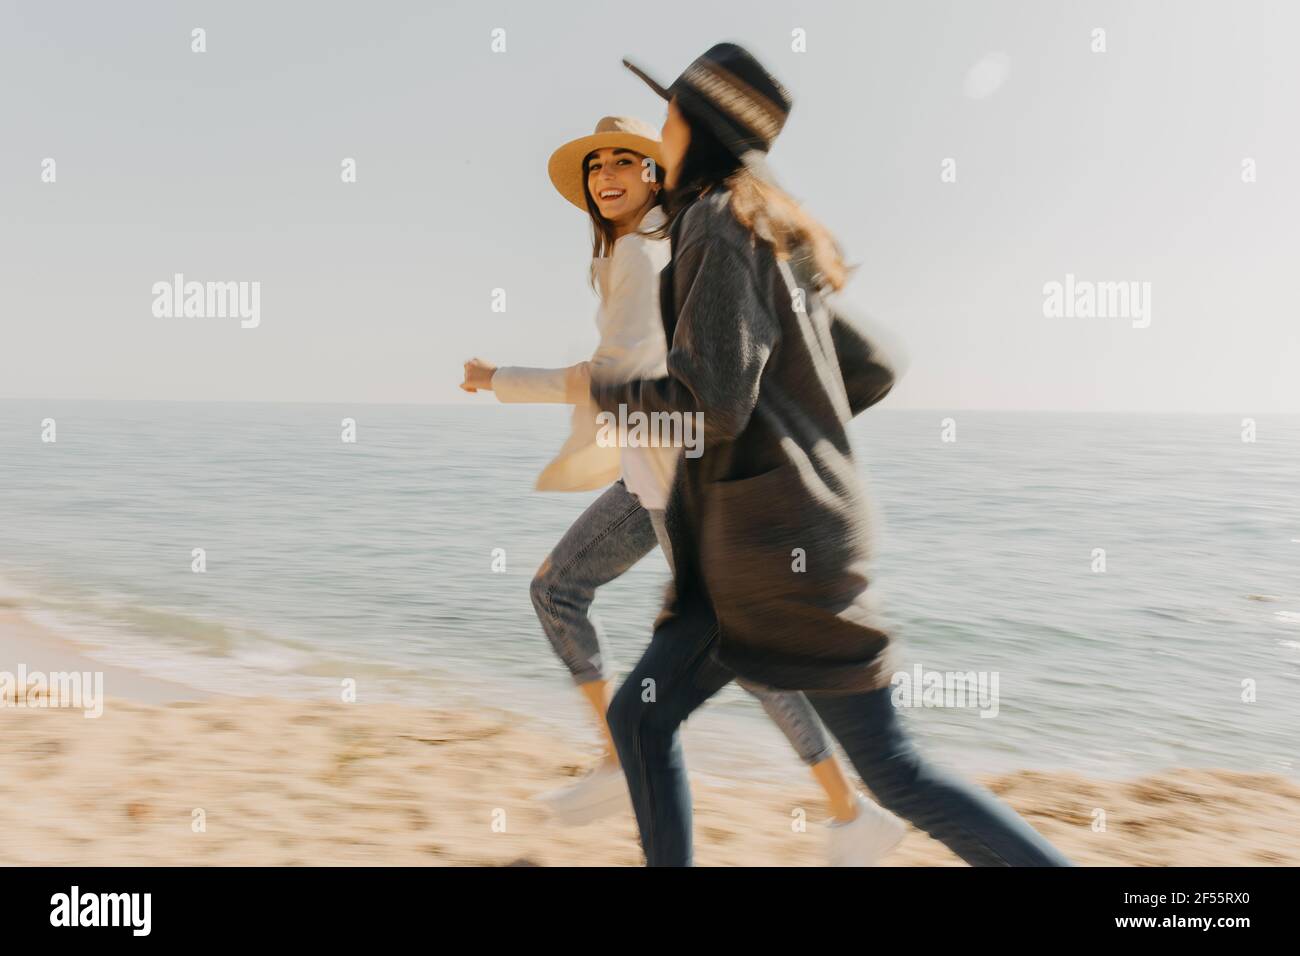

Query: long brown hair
[[659, 109, 850, 293], [581, 149, 664, 288]]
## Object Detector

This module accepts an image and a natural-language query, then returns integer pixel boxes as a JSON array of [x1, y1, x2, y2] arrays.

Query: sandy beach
[[3, 607, 1300, 867]]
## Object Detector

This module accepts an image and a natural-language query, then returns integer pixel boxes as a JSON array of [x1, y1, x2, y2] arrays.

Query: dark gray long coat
[[592, 189, 901, 694]]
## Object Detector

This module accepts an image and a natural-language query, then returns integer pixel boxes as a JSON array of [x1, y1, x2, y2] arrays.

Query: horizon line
[[0, 397, 1295, 416]]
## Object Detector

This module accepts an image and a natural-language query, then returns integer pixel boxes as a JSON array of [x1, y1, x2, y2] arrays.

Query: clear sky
[[2, 0, 1296, 412]]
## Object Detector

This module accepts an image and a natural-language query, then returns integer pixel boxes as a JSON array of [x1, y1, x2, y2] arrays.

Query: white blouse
[[492, 206, 679, 509]]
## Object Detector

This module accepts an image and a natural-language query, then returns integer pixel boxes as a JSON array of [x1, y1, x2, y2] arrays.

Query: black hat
[[623, 43, 792, 171]]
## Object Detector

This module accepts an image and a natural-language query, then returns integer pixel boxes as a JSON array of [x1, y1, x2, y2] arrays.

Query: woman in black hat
[[595, 43, 1072, 866]]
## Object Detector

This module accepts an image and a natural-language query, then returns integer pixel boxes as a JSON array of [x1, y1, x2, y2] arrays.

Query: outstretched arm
[[490, 362, 590, 404]]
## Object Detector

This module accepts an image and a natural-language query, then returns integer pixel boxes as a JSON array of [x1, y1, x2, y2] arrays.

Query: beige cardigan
[[492, 207, 675, 493]]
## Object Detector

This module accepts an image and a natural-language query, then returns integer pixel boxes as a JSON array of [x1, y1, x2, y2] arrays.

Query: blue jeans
[[606, 607, 735, 866], [529, 480, 655, 687], [806, 689, 1072, 866], [530, 480, 832, 766], [608, 609, 1071, 867]]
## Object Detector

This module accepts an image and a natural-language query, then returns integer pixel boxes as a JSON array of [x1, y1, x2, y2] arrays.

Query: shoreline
[[0, 604, 205, 707], [3, 606, 1300, 865]]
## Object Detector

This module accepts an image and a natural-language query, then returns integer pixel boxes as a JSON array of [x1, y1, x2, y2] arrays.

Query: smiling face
[[585, 147, 656, 229]]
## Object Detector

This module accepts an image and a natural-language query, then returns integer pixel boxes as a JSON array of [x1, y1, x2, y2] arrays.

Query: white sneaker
[[827, 793, 907, 866], [534, 762, 629, 826]]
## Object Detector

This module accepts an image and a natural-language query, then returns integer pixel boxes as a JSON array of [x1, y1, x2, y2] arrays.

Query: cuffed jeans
[[529, 480, 833, 766]]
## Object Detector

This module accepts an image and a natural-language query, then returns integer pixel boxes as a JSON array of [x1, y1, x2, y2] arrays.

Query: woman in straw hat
[[460, 117, 902, 864], [596, 44, 1073, 866]]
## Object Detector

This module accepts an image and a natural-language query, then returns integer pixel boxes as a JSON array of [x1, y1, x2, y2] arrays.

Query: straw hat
[[547, 116, 664, 211]]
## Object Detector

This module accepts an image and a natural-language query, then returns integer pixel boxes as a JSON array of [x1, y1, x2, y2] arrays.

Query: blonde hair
[[726, 168, 850, 293], [659, 107, 851, 293]]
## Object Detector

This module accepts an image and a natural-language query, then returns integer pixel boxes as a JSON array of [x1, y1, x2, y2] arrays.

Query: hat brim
[[622, 58, 671, 100], [547, 131, 664, 211]]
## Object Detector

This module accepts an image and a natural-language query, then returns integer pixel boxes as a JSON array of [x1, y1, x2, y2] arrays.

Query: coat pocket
[[700, 460, 872, 612], [701, 464, 815, 604]]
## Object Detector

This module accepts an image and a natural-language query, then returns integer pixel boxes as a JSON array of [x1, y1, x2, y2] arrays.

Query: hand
[[460, 357, 497, 393]]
